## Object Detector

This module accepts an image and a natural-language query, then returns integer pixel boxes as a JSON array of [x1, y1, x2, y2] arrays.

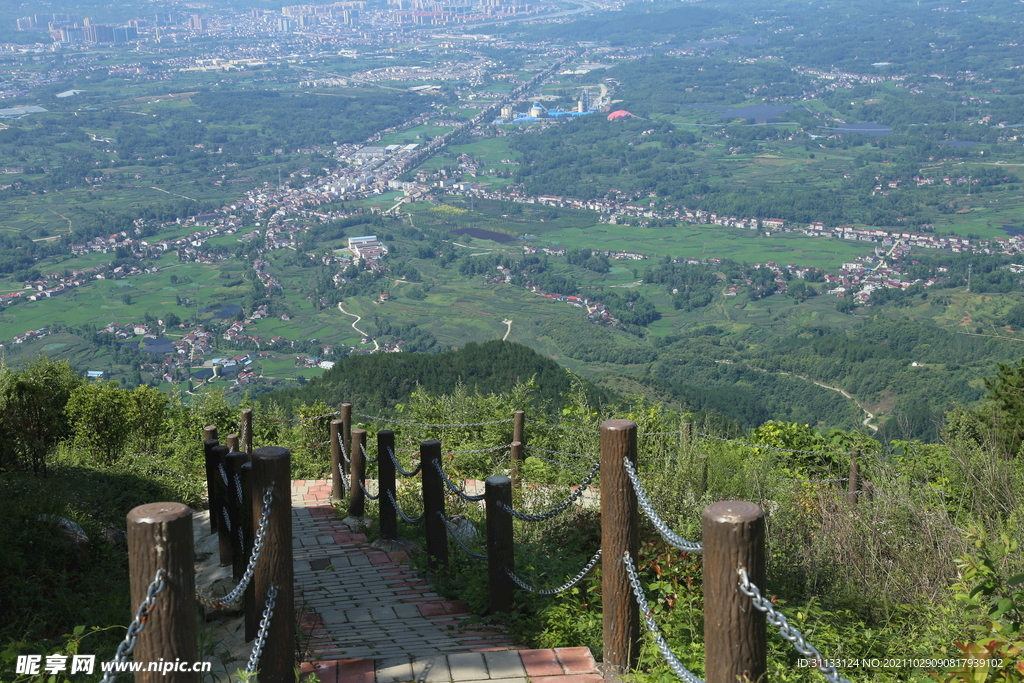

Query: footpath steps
[[292, 479, 605, 683]]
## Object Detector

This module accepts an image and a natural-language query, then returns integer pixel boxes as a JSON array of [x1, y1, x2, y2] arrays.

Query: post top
[[378, 428, 394, 436], [204, 438, 219, 447], [421, 439, 441, 448], [211, 444, 230, 455], [352, 427, 367, 435], [601, 419, 637, 432], [253, 446, 291, 459], [226, 451, 248, 461], [485, 475, 512, 486], [241, 407, 253, 414], [128, 502, 192, 525], [330, 418, 343, 425], [702, 501, 763, 524]]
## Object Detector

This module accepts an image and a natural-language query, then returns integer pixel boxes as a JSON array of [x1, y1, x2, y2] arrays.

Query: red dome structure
[[607, 110, 634, 120]]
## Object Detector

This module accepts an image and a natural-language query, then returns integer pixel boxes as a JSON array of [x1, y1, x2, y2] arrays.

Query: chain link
[[240, 417, 249, 451], [388, 446, 422, 477], [623, 551, 705, 683], [387, 489, 424, 523], [738, 569, 852, 683], [337, 459, 350, 490], [354, 411, 514, 428], [360, 441, 378, 463], [245, 584, 278, 675], [218, 462, 228, 486], [99, 569, 168, 683], [623, 459, 703, 553], [525, 451, 596, 473], [358, 479, 380, 500], [524, 444, 594, 459], [197, 486, 273, 611], [446, 443, 512, 455], [507, 548, 602, 595], [337, 431, 351, 464], [433, 459, 486, 501], [437, 512, 487, 559], [221, 505, 232, 534], [524, 419, 597, 434], [499, 460, 600, 522]]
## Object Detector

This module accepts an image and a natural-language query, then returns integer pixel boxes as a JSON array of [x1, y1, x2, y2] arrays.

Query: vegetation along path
[[293, 481, 605, 683], [747, 366, 878, 432]]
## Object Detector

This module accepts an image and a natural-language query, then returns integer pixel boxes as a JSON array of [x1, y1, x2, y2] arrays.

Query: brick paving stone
[[446, 653, 487, 681], [374, 658, 414, 683], [553, 648, 597, 674], [529, 676, 604, 683], [519, 650, 563, 677]]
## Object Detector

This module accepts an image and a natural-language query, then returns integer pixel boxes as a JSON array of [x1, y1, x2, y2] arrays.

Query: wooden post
[[212, 444, 232, 566], [421, 440, 447, 569], [340, 403, 352, 471], [126, 502, 198, 683], [847, 449, 860, 507], [485, 475, 514, 614], [378, 430, 397, 541], [330, 419, 344, 501], [239, 461, 258, 643], [702, 501, 766, 683], [203, 425, 218, 442], [225, 451, 248, 581], [240, 408, 253, 456], [513, 410, 525, 447], [204, 438, 220, 534], [600, 419, 640, 673], [348, 428, 367, 518], [250, 447, 295, 683], [226, 434, 239, 452], [509, 441, 523, 489]]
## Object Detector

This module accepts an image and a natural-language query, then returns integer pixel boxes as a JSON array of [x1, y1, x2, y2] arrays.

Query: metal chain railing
[[525, 419, 597, 434], [337, 460, 350, 490], [387, 489, 424, 524], [524, 444, 595, 459], [388, 446, 422, 477], [218, 462, 229, 487], [438, 512, 487, 560], [358, 479, 380, 500], [623, 459, 703, 553], [433, 459, 486, 501], [99, 569, 168, 683], [354, 411, 514, 428], [360, 441, 378, 463], [499, 460, 600, 522], [197, 486, 273, 611], [507, 547, 602, 595], [623, 551, 705, 683], [695, 431, 836, 455], [337, 431, 350, 464], [240, 418, 249, 449], [245, 584, 278, 676], [737, 569, 852, 683], [446, 443, 512, 455], [525, 451, 596, 473]]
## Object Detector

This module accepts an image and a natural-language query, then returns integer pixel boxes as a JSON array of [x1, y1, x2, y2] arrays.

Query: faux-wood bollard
[[126, 502, 198, 683], [421, 440, 447, 569], [702, 501, 766, 683], [847, 449, 861, 507], [239, 461, 258, 643], [212, 444, 231, 566], [600, 419, 640, 673], [348, 428, 368, 518], [377, 430, 397, 541], [509, 441, 523, 489], [330, 419, 344, 501], [203, 437, 220, 535], [250, 447, 295, 683], [340, 402, 352, 473], [225, 451, 249, 581], [240, 408, 253, 455], [485, 475, 514, 614]]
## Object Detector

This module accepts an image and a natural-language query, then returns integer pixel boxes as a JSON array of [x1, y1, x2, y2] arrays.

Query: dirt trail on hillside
[[747, 365, 878, 432]]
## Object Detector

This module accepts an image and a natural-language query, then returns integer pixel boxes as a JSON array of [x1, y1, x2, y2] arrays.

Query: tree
[[0, 357, 83, 473], [66, 381, 133, 465], [982, 358, 1024, 457]]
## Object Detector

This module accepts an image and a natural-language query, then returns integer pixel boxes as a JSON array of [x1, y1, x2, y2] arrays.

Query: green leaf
[[1007, 574, 1024, 587]]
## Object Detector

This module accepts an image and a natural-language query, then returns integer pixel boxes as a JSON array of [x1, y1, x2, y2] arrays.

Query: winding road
[[337, 303, 379, 351], [501, 318, 512, 341]]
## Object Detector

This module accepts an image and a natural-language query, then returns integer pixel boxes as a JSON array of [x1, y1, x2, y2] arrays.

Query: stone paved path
[[291, 480, 607, 683]]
